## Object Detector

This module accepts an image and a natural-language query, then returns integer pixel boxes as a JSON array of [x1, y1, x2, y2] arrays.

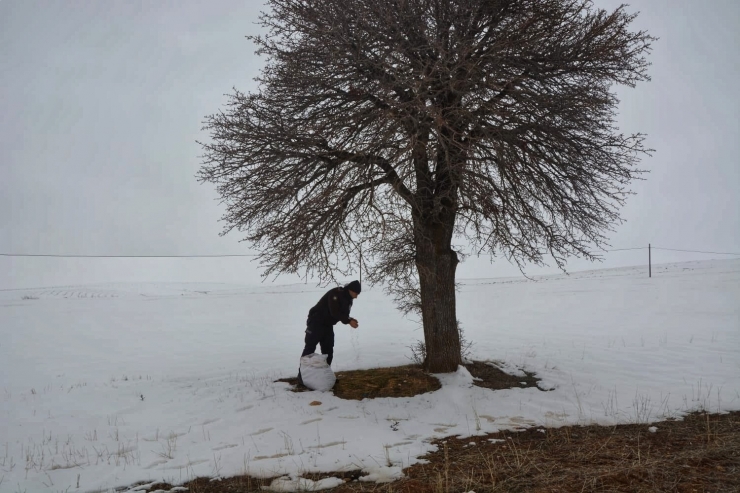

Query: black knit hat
[[345, 280, 361, 294]]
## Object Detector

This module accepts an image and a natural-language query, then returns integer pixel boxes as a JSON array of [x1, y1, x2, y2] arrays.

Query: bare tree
[[198, 0, 654, 372]]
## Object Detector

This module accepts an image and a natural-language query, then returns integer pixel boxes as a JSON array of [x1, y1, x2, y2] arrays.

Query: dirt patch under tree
[[275, 360, 544, 399]]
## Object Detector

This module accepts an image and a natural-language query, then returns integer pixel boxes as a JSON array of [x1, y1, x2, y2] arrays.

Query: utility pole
[[649, 243, 651, 278]]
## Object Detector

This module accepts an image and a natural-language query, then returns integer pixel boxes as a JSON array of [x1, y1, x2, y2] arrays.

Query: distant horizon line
[[1, 257, 736, 292]]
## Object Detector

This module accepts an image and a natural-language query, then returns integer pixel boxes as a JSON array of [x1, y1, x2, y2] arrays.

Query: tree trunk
[[415, 219, 462, 373]]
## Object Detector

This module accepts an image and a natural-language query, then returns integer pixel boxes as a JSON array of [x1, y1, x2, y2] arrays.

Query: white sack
[[300, 353, 336, 391]]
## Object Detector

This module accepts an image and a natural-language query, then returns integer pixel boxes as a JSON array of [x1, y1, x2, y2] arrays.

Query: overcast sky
[[1, 0, 738, 290]]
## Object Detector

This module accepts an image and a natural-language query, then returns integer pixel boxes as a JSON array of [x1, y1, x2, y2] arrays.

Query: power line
[[652, 247, 740, 256], [0, 253, 259, 258], [1, 246, 738, 258]]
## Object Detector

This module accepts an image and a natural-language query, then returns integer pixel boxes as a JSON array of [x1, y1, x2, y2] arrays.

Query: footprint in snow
[[164, 459, 209, 470], [144, 459, 170, 469], [390, 441, 414, 447], [250, 427, 273, 436], [212, 443, 239, 451], [307, 440, 345, 450]]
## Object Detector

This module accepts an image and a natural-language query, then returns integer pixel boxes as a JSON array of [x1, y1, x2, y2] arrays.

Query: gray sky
[[1, 0, 739, 289]]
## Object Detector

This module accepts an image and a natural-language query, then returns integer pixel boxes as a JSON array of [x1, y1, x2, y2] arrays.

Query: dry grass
[[127, 364, 740, 492], [277, 364, 442, 399], [465, 361, 544, 391], [275, 360, 542, 399], [325, 410, 740, 493]]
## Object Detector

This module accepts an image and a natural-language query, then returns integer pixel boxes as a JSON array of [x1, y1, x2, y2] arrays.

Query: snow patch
[[359, 466, 405, 483], [262, 476, 344, 492]]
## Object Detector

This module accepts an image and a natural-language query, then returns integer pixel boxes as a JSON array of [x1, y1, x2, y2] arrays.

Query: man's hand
[[349, 318, 359, 329]]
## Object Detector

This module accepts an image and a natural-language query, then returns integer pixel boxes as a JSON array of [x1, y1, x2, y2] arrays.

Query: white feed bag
[[300, 353, 336, 391]]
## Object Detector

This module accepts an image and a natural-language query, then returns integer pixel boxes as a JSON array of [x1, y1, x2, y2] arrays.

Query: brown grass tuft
[[275, 360, 542, 399]]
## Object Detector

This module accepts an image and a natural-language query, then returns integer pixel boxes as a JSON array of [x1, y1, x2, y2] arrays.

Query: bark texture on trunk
[[415, 219, 462, 373]]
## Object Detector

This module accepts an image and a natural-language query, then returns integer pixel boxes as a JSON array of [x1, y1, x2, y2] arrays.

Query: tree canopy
[[199, 0, 654, 371]]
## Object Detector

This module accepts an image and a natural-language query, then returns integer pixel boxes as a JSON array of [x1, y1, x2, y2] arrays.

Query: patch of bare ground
[[274, 360, 542, 399], [341, 411, 740, 493], [275, 363, 439, 399], [465, 360, 545, 391]]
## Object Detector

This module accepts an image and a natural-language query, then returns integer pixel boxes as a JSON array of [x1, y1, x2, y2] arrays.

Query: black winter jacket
[[307, 286, 353, 327]]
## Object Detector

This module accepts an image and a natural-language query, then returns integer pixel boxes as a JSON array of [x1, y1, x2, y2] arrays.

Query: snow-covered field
[[1, 259, 738, 492]]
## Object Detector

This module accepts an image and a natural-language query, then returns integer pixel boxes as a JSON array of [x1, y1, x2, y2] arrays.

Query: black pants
[[301, 323, 334, 365]]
